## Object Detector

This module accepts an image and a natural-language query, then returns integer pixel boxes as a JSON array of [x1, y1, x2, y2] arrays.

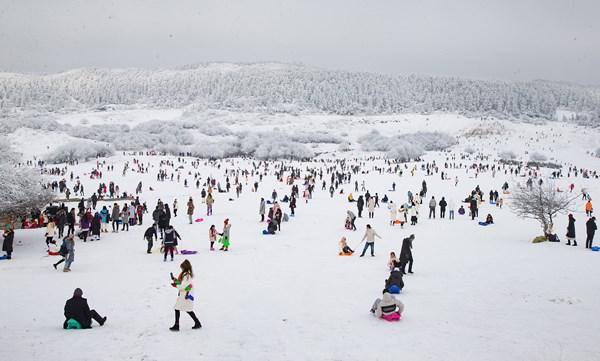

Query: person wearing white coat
[[170, 260, 202, 331], [367, 197, 376, 219], [388, 201, 398, 226], [359, 224, 381, 257], [447, 199, 456, 220]]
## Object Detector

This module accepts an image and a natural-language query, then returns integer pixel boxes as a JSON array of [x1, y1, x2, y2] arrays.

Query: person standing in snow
[[566, 214, 576, 246], [173, 199, 178, 218], [144, 224, 157, 254], [45, 218, 56, 248], [208, 225, 217, 251], [111, 203, 120, 233], [62, 235, 75, 272], [359, 224, 381, 257], [2, 224, 14, 260], [259, 198, 266, 222], [367, 196, 376, 219], [206, 193, 214, 216], [289, 195, 297, 216], [585, 200, 593, 217], [121, 204, 129, 232], [357, 196, 365, 218], [99, 206, 109, 232], [428, 197, 436, 219], [399, 234, 415, 274], [447, 198, 455, 220], [186, 197, 195, 224], [169, 260, 202, 331], [163, 225, 181, 262], [439, 197, 447, 218], [388, 201, 397, 226], [586, 217, 596, 249], [218, 219, 231, 251]]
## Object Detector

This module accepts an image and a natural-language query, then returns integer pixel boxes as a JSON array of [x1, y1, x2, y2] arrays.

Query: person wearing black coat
[[385, 266, 405, 290], [163, 226, 181, 262], [90, 214, 101, 241], [439, 197, 447, 218], [2, 226, 14, 259], [469, 198, 478, 220], [290, 196, 297, 216], [66, 209, 76, 236], [357, 196, 365, 218], [586, 217, 597, 249], [566, 214, 576, 246], [144, 224, 158, 254], [63, 288, 106, 329], [399, 234, 415, 274]]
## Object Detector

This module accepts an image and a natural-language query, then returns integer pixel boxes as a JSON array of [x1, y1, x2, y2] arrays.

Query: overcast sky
[[0, 0, 598, 84]]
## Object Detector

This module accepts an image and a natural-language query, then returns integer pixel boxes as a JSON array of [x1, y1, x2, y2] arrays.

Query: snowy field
[[1, 111, 600, 361]]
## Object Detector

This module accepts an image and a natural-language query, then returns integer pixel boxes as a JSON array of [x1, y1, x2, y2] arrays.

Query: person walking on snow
[[259, 198, 266, 222], [218, 219, 231, 251], [566, 214, 576, 246], [388, 201, 397, 225], [359, 224, 381, 257], [399, 234, 415, 274], [163, 225, 181, 261], [209, 225, 218, 251], [367, 197, 376, 219], [169, 260, 202, 331], [428, 197, 436, 219], [206, 193, 214, 216], [586, 217, 597, 249], [186, 197, 195, 224], [173, 199, 178, 217]]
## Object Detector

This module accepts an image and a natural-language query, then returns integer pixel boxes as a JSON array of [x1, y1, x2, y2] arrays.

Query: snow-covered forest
[[1, 63, 599, 120]]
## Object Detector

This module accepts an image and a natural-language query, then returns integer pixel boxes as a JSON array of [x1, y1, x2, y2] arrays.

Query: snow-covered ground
[[1, 111, 600, 361]]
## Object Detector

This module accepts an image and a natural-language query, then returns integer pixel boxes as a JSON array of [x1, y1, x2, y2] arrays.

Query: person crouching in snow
[[218, 219, 231, 251], [387, 252, 398, 271], [169, 260, 201, 331], [370, 289, 405, 321], [208, 225, 217, 250], [339, 237, 354, 255]]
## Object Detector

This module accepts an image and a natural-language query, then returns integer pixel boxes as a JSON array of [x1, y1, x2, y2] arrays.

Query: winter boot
[[169, 324, 179, 331], [573, 241, 577, 246], [192, 322, 202, 329], [566, 241, 571, 245]]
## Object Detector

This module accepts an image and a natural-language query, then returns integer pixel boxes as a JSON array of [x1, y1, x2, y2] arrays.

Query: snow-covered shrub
[[0, 166, 54, 219], [45, 141, 114, 163], [595, 147, 600, 157], [529, 152, 548, 162], [338, 141, 352, 152], [358, 130, 455, 160], [464, 147, 476, 154], [0, 138, 21, 163], [499, 150, 517, 160], [191, 141, 241, 159], [288, 131, 342, 144], [238, 131, 314, 160]]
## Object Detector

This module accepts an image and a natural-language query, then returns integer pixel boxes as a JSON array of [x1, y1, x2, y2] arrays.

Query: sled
[[0, 255, 8, 260], [478, 221, 491, 226], [47, 250, 61, 256], [194, 218, 204, 223], [388, 285, 402, 294], [338, 252, 353, 256], [262, 230, 272, 235], [180, 249, 197, 255], [393, 220, 404, 225], [592, 246, 600, 252], [381, 313, 401, 322]]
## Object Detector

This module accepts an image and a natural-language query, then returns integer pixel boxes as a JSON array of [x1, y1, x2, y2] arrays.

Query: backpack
[[59, 242, 68, 256]]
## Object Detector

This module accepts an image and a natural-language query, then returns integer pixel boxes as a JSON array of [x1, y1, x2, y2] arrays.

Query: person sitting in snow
[[339, 237, 354, 255], [63, 288, 107, 329], [385, 265, 405, 291], [458, 205, 466, 215], [370, 289, 405, 321], [483, 214, 494, 225], [347, 193, 355, 202]]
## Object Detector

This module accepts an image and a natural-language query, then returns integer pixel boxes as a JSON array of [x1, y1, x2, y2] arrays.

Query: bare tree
[[510, 184, 577, 235]]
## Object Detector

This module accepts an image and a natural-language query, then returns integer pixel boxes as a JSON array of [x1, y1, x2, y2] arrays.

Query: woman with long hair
[[169, 259, 201, 331]]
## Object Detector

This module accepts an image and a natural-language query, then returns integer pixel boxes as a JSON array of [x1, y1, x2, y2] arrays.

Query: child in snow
[[208, 225, 217, 251], [387, 252, 398, 271], [339, 237, 354, 255], [370, 289, 405, 321], [485, 214, 494, 225]]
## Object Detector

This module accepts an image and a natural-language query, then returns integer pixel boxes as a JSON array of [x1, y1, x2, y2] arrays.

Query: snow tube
[[180, 250, 197, 255], [194, 218, 204, 223], [393, 220, 403, 225], [266, 200, 273, 205], [478, 221, 491, 226], [262, 230, 271, 235], [592, 246, 600, 252], [382, 313, 401, 322], [66, 319, 82, 329], [388, 285, 402, 294], [0, 255, 8, 260], [47, 251, 61, 256], [338, 252, 353, 256]]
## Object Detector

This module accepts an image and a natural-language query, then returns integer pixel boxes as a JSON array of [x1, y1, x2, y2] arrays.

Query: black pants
[[63, 309, 104, 329], [67, 224, 75, 236], [586, 233, 595, 248], [112, 221, 119, 231], [122, 222, 129, 231], [46, 237, 55, 247], [440, 209, 446, 218], [358, 208, 363, 217], [174, 209, 178, 217], [261, 214, 265, 222], [429, 208, 435, 219], [138, 214, 143, 225], [351, 218, 356, 230], [164, 246, 174, 260], [401, 254, 413, 273], [291, 208, 295, 216], [80, 231, 88, 242], [146, 237, 154, 253], [58, 225, 65, 238], [174, 310, 200, 326], [54, 257, 65, 267]]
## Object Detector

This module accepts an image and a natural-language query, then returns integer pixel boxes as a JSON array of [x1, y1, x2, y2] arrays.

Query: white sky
[[0, 0, 598, 84]]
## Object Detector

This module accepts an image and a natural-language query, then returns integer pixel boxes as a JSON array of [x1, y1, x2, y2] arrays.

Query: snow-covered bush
[[288, 131, 342, 144], [595, 147, 600, 157], [0, 166, 54, 219], [529, 152, 548, 162], [358, 130, 455, 160], [45, 141, 114, 163], [338, 141, 352, 152], [0, 138, 21, 163], [464, 147, 476, 154], [191, 141, 241, 159]]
